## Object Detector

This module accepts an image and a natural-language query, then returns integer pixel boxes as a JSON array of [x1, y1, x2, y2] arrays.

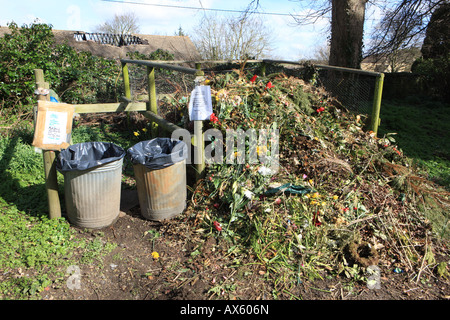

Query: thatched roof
[[0, 26, 202, 61]]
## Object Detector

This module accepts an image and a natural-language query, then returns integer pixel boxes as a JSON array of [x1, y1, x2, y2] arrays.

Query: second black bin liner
[[127, 138, 187, 170]]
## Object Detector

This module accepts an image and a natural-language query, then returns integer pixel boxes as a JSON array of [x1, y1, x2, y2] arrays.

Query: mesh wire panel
[[126, 62, 197, 131], [125, 61, 378, 117], [127, 64, 197, 100], [128, 63, 147, 100], [316, 68, 376, 115]]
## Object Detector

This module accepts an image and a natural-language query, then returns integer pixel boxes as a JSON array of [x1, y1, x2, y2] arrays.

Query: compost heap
[[170, 69, 449, 283]]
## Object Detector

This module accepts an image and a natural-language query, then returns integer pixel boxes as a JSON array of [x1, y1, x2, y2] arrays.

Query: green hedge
[[0, 22, 122, 114]]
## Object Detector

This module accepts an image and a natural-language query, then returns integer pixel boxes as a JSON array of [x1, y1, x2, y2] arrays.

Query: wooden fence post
[[147, 66, 158, 137], [34, 69, 61, 219], [121, 62, 131, 100], [260, 61, 266, 77], [121, 62, 133, 128], [370, 73, 384, 135], [194, 63, 205, 181]]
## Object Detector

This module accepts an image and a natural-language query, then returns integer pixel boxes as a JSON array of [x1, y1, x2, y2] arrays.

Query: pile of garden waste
[[163, 68, 449, 285]]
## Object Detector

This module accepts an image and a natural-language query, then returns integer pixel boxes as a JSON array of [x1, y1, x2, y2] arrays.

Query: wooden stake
[[194, 64, 205, 180], [121, 62, 131, 100], [121, 62, 132, 128], [194, 120, 205, 181], [34, 69, 61, 219]]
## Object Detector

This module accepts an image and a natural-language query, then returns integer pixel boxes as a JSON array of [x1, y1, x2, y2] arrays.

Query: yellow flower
[[151, 251, 159, 260], [134, 131, 139, 136], [256, 145, 267, 155], [142, 128, 148, 133], [204, 79, 211, 85], [216, 89, 227, 100], [332, 195, 339, 200], [321, 201, 326, 206]]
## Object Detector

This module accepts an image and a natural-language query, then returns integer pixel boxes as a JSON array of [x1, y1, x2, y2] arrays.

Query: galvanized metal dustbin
[[133, 159, 186, 221], [127, 138, 188, 221], [56, 142, 125, 229]]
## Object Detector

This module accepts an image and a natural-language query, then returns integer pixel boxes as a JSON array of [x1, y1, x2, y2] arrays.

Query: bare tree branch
[[290, 0, 446, 69], [95, 12, 140, 35], [291, 0, 332, 26], [191, 12, 274, 60], [366, 0, 447, 58]]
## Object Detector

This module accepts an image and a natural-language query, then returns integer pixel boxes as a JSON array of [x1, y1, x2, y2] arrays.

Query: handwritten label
[[42, 111, 68, 145], [32, 100, 74, 150], [188, 85, 213, 121]]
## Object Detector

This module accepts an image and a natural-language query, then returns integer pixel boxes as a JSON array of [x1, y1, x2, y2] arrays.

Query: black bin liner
[[56, 142, 126, 172], [127, 138, 187, 170]]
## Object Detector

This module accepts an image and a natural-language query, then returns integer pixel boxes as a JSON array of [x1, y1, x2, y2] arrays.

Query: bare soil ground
[[38, 189, 450, 302]]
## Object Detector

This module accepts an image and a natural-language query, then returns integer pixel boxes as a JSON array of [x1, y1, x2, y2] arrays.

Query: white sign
[[188, 85, 213, 121], [42, 111, 68, 145]]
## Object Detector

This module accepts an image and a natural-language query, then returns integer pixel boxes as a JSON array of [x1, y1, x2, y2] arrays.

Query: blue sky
[[0, 0, 383, 60]]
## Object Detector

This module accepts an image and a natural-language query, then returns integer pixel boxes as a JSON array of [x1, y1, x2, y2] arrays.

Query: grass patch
[[378, 97, 450, 189], [0, 123, 119, 299], [377, 97, 450, 239]]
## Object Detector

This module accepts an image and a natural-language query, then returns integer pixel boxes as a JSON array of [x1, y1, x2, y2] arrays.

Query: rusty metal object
[[133, 159, 186, 221]]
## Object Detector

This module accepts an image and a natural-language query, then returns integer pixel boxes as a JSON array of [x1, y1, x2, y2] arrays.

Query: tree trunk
[[329, 0, 367, 69]]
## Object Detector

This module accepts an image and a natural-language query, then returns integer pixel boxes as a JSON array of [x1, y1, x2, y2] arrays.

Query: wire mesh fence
[[127, 63, 197, 100], [125, 62, 198, 130], [258, 60, 380, 116], [315, 67, 377, 115], [124, 59, 383, 131], [120, 58, 383, 184]]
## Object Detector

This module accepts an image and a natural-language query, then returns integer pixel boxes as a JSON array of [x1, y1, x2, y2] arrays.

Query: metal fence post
[[370, 73, 384, 135], [34, 69, 61, 219]]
